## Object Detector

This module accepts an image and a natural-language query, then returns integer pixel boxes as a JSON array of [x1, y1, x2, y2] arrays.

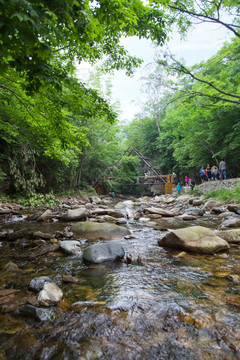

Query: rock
[[62, 276, 79, 283], [71, 221, 130, 240], [154, 196, 164, 202], [148, 214, 162, 219], [143, 207, 179, 217], [3, 262, 20, 271], [116, 218, 127, 225], [125, 207, 135, 220], [184, 207, 205, 216], [221, 217, 240, 228], [37, 209, 53, 222], [228, 275, 240, 284], [37, 282, 63, 306], [158, 226, 230, 254], [90, 208, 124, 218], [29, 276, 52, 292], [176, 251, 187, 258], [15, 244, 59, 260], [192, 199, 204, 206], [60, 207, 88, 221], [16, 305, 56, 321], [218, 211, 235, 218], [215, 229, 240, 243], [164, 197, 176, 204], [176, 195, 193, 203], [139, 217, 151, 223], [0, 289, 20, 306], [178, 214, 197, 221], [203, 200, 222, 210], [90, 196, 102, 204], [60, 240, 82, 255], [210, 207, 225, 214], [83, 242, 125, 265], [103, 215, 118, 222], [115, 200, 135, 209], [227, 204, 240, 215]]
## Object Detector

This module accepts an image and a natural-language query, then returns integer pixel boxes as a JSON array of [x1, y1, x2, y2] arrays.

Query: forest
[[0, 0, 239, 202]]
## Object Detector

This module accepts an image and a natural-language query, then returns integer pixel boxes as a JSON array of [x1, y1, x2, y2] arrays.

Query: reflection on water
[[0, 216, 239, 360]]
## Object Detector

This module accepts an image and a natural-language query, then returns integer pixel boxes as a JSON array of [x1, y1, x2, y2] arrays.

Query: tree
[[0, 0, 168, 92], [156, 37, 240, 107]]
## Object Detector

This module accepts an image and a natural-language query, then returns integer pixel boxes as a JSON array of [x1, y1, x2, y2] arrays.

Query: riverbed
[[0, 203, 239, 360]]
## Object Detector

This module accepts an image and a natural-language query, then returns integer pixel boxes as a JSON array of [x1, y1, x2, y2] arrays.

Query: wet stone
[[83, 242, 125, 265], [29, 276, 52, 292]]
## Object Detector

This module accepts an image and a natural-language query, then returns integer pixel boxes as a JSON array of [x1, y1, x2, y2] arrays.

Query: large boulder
[[83, 242, 125, 265], [60, 207, 88, 221], [71, 221, 130, 240], [158, 226, 230, 254]]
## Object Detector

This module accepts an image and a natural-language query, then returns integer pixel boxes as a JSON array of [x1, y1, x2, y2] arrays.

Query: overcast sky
[[77, 21, 232, 122]]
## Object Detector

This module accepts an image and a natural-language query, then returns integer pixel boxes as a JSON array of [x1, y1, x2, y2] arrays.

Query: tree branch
[[168, 5, 240, 37]]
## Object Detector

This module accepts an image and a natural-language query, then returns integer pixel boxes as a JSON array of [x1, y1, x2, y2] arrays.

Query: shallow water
[[0, 212, 239, 360]]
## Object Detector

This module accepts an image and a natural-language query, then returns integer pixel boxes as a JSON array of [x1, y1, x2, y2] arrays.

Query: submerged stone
[[83, 242, 125, 265]]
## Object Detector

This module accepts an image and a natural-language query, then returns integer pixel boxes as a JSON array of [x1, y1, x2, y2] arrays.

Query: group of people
[[199, 160, 227, 182], [175, 159, 227, 195]]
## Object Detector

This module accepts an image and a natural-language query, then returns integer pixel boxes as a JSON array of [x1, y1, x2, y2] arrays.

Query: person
[[172, 171, 177, 184], [219, 159, 227, 180], [199, 167, 205, 182], [206, 164, 211, 181], [144, 173, 148, 182], [203, 168, 207, 181], [136, 177, 140, 184], [190, 179, 195, 190], [184, 175, 189, 185], [176, 182, 182, 195], [214, 166, 219, 180]]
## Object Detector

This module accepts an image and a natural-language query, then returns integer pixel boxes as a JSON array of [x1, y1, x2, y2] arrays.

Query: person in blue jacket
[[176, 182, 182, 195]]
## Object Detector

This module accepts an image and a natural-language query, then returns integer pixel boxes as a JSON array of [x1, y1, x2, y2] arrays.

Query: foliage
[[104, 155, 140, 193], [16, 192, 60, 208], [0, 0, 168, 93], [204, 184, 240, 203], [132, 37, 240, 182], [153, 0, 240, 38]]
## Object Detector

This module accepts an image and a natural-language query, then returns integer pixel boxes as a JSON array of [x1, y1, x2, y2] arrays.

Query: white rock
[[37, 282, 63, 306], [60, 240, 82, 255]]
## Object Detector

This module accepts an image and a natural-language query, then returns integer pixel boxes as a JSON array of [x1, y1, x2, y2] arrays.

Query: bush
[[16, 192, 60, 208], [204, 184, 240, 203]]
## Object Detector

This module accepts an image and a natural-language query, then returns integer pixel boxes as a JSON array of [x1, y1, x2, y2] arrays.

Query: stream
[[0, 203, 239, 360]]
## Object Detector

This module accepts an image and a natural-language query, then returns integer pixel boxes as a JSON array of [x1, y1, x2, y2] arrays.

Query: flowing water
[[0, 211, 239, 360]]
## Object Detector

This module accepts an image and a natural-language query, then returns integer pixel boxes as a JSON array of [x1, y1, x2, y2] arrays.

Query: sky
[[77, 21, 232, 122]]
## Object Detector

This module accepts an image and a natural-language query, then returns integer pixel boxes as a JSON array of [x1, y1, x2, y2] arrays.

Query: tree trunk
[[76, 151, 85, 188]]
